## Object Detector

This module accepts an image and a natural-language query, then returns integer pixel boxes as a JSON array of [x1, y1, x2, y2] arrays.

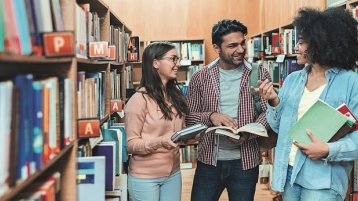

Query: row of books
[[111, 69, 122, 100], [247, 28, 297, 59], [0, 0, 64, 55], [77, 71, 107, 119], [0, 75, 72, 197], [260, 58, 304, 85], [16, 172, 61, 201], [171, 42, 204, 61], [77, 122, 128, 201]]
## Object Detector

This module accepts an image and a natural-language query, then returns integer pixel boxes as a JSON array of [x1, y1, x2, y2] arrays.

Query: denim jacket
[[267, 65, 358, 199]]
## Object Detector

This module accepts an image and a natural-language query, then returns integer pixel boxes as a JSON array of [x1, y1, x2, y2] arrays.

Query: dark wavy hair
[[139, 42, 189, 120], [212, 19, 247, 46], [293, 7, 358, 70]]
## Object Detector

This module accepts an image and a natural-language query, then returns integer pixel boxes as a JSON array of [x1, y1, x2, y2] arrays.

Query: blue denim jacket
[[267, 65, 358, 199]]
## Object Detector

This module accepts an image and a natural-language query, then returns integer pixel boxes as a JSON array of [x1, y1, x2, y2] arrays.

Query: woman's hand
[[250, 79, 279, 107], [293, 129, 329, 160], [161, 134, 178, 150]]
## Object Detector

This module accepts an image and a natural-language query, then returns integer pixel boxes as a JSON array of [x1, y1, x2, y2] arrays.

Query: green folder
[[288, 99, 353, 144]]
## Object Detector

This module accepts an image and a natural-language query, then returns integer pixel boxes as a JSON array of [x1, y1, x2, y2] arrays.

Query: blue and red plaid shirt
[[186, 59, 271, 170]]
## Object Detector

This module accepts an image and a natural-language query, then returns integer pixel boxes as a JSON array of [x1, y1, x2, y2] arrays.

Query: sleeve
[[254, 65, 271, 129], [266, 72, 293, 133], [125, 93, 165, 155], [185, 71, 214, 126], [325, 75, 358, 162]]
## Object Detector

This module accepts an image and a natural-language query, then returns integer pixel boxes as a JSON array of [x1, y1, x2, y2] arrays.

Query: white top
[[288, 84, 326, 166]]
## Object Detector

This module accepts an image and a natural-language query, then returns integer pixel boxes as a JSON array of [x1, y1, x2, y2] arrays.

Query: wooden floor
[[181, 168, 274, 201]]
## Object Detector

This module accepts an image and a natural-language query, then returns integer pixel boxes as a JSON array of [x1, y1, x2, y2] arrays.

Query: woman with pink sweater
[[124, 42, 189, 201]]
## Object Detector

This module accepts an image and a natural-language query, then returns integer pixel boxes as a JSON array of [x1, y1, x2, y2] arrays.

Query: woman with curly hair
[[253, 7, 358, 200], [125, 42, 189, 201]]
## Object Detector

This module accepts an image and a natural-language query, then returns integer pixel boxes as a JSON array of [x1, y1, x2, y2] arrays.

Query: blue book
[[78, 156, 105, 201], [92, 142, 116, 191], [102, 129, 121, 176], [13, 0, 32, 55], [32, 81, 43, 170], [110, 123, 127, 163]]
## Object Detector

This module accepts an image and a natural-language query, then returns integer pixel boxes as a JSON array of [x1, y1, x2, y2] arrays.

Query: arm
[[125, 93, 176, 155], [325, 77, 358, 162]]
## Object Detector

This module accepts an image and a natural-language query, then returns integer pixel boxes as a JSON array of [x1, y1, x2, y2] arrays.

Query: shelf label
[[78, 118, 100, 138], [110, 99, 123, 113], [89, 41, 109, 58], [43, 32, 74, 57]]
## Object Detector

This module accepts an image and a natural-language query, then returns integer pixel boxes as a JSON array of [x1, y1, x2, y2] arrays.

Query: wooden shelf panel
[[0, 53, 73, 64], [77, 58, 109, 65], [0, 141, 76, 201]]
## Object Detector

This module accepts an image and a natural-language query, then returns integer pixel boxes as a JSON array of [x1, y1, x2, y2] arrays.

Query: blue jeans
[[191, 160, 259, 201], [128, 171, 182, 201], [282, 166, 343, 201]]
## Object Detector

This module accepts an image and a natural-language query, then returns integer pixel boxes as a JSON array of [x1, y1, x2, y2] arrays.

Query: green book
[[289, 99, 353, 144], [0, 0, 4, 51]]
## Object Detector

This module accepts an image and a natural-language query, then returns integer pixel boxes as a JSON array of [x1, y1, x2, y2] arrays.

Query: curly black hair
[[293, 7, 358, 70], [212, 19, 247, 47]]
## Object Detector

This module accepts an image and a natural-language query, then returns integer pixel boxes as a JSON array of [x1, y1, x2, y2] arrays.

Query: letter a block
[[78, 119, 100, 138], [89, 41, 108, 58], [43, 32, 74, 57], [110, 99, 123, 113]]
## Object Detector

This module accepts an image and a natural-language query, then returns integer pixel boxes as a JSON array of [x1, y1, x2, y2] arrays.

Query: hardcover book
[[289, 100, 354, 144], [205, 123, 268, 140], [171, 123, 208, 142]]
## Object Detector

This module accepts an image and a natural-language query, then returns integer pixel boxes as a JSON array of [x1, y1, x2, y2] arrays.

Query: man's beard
[[220, 52, 244, 66]]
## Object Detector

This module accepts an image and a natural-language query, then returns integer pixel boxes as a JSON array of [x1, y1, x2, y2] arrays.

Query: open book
[[205, 123, 268, 140], [171, 123, 208, 142], [289, 100, 355, 144]]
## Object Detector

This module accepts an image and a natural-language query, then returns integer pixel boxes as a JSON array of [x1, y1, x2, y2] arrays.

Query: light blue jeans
[[128, 171, 181, 201], [282, 166, 343, 201]]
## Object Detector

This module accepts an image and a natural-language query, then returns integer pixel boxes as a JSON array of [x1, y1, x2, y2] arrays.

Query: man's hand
[[293, 129, 329, 160], [210, 112, 238, 128], [226, 132, 250, 145]]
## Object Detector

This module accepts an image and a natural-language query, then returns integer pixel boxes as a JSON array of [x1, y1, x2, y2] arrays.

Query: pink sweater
[[124, 91, 185, 178]]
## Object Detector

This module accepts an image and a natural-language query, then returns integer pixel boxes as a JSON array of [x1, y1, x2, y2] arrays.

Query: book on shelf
[[127, 36, 139, 62], [205, 123, 268, 140], [171, 123, 208, 143], [289, 99, 354, 144], [77, 156, 106, 201]]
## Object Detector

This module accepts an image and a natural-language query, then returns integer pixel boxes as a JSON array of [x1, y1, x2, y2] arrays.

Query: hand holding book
[[171, 124, 208, 143], [205, 123, 269, 140]]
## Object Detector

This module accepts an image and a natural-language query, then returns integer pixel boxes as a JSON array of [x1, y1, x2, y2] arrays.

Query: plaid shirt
[[186, 59, 271, 170]]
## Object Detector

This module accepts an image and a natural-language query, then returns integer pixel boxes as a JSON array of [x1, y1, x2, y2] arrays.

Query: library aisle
[[181, 168, 274, 201]]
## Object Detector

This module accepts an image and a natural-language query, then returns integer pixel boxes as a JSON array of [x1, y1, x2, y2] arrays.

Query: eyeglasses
[[160, 56, 181, 64]]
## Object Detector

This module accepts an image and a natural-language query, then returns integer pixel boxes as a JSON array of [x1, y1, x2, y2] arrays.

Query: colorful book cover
[[336, 103, 358, 131], [0, 0, 4, 51], [78, 156, 105, 201], [288, 99, 353, 144], [92, 142, 116, 191]]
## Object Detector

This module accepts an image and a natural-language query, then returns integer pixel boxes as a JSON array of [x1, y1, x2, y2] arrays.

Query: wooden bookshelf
[[129, 39, 205, 87], [0, 0, 134, 199]]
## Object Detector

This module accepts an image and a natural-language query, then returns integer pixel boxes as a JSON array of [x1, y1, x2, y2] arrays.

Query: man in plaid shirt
[[187, 19, 272, 201]]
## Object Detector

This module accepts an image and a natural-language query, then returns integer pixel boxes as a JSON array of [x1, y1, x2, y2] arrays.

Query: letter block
[[78, 119, 100, 138], [110, 99, 123, 113], [43, 32, 74, 57], [89, 41, 108, 58]]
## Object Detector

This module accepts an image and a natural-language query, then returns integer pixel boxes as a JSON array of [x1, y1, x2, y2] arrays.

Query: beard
[[219, 51, 245, 66]]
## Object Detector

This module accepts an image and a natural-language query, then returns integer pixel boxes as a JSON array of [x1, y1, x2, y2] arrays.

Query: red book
[[336, 103, 358, 131]]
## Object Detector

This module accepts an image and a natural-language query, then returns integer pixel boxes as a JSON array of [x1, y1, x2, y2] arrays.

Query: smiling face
[[153, 48, 180, 85], [295, 37, 309, 65], [214, 32, 246, 70]]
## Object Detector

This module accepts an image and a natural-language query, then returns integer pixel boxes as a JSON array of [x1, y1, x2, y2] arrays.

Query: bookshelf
[[128, 39, 205, 90], [0, 0, 133, 200]]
